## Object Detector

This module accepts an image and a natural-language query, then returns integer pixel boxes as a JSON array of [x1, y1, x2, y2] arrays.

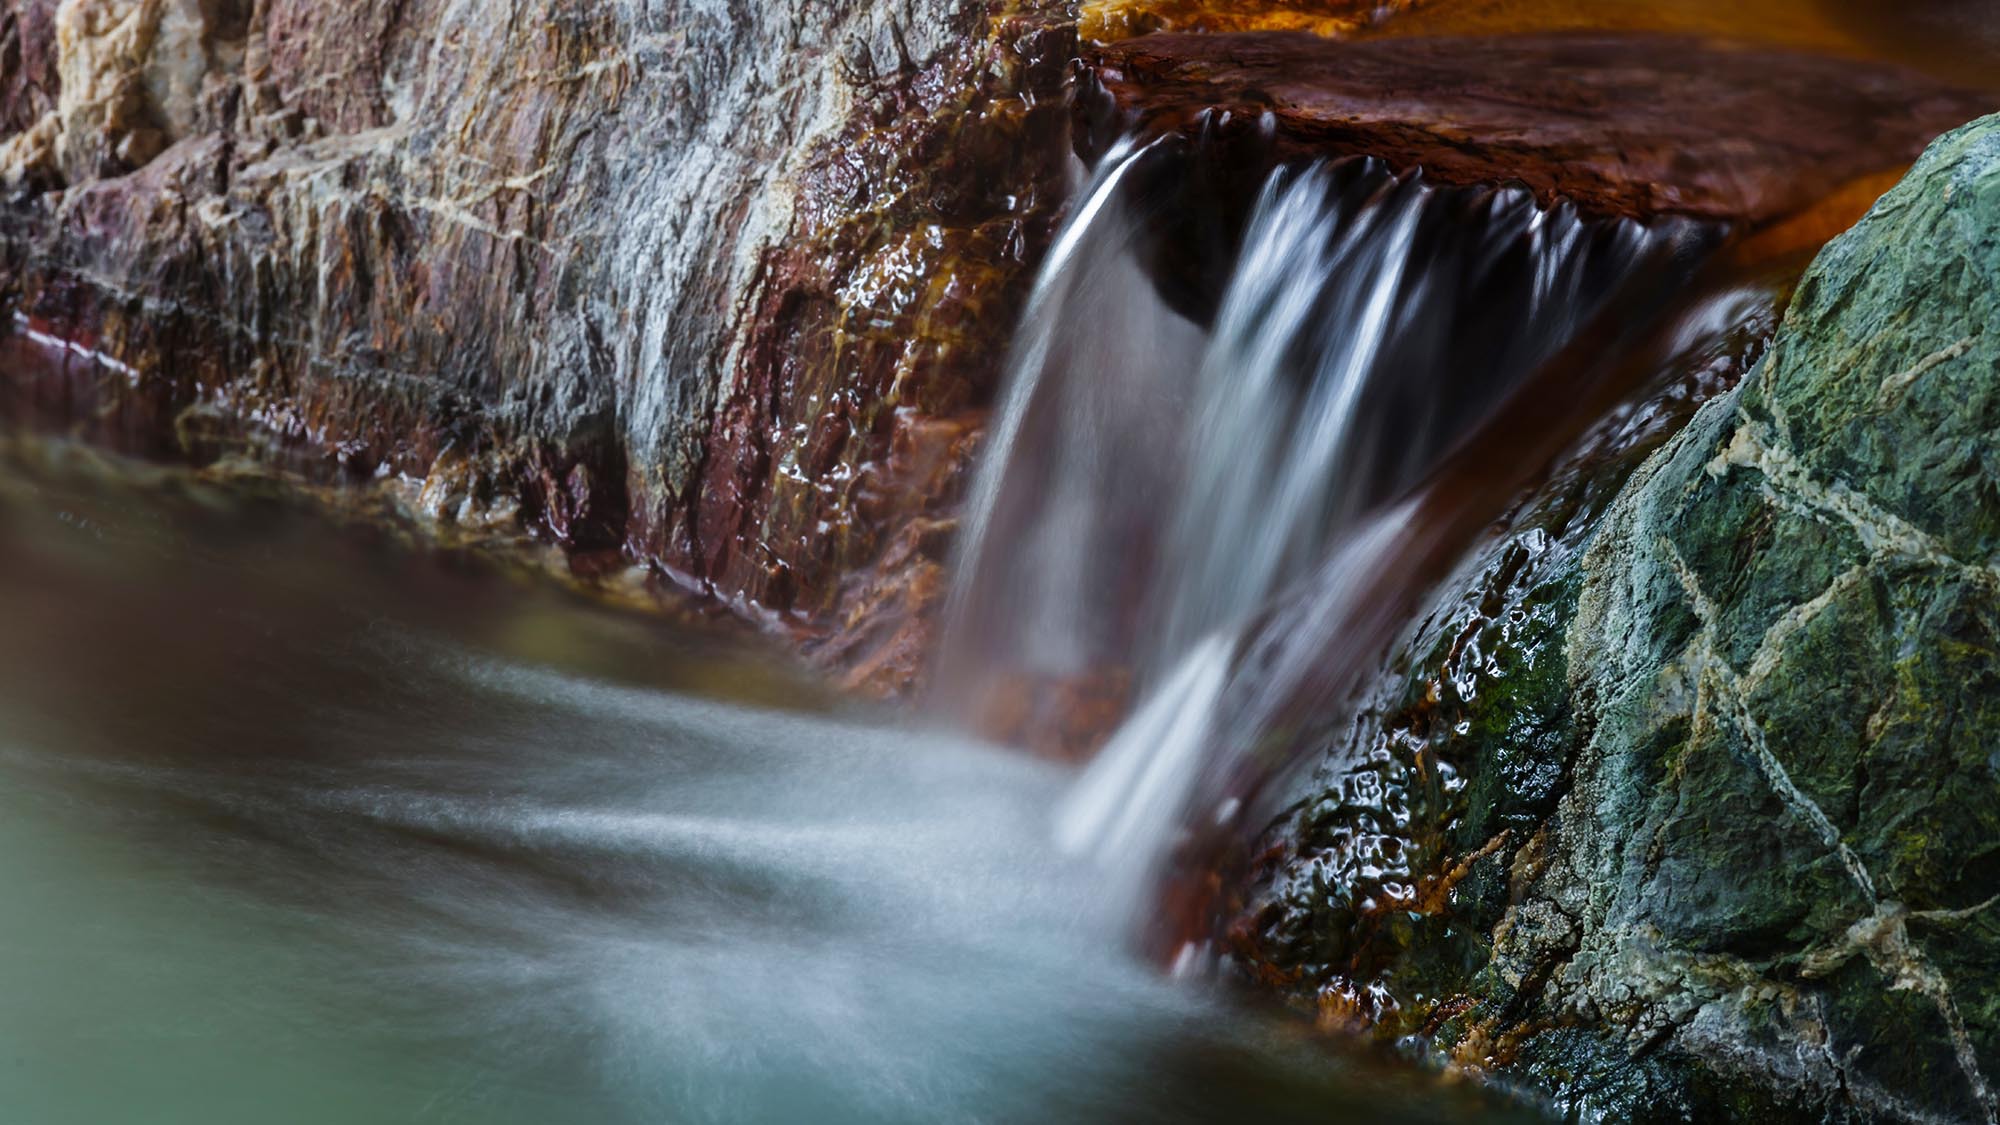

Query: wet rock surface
[[3, 2, 1986, 698], [1079, 0, 1411, 42], [0, 0, 1075, 694], [1083, 31, 1991, 227], [1231, 115, 2000, 1121]]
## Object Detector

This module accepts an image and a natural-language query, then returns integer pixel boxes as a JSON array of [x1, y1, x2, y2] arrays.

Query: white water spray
[[946, 146, 1688, 927]]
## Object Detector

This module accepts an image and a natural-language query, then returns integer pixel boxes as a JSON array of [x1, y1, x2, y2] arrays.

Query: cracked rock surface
[[0, 0, 1075, 694], [1231, 113, 2000, 1122]]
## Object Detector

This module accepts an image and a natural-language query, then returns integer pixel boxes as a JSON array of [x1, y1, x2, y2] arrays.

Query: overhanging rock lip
[[1076, 29, 1996, 229]]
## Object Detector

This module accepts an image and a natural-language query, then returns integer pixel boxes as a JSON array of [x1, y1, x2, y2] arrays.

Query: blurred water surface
[[0, 441, 1532, 1124]]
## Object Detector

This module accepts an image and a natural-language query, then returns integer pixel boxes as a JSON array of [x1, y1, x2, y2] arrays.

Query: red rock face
[[0, 3, 59, 137], [1082, 31, 1993, 227], [260, 0, 414, 133], [0, 0, 1076, 695], [669, 16, 1076, 692]]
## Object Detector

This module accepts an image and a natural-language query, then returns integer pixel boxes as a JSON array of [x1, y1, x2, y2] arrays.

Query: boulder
[[1231, 114, 2000, 1122]]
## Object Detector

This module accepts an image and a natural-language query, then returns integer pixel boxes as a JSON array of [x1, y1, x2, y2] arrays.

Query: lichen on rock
[[1232, 113, 2000, 1122]]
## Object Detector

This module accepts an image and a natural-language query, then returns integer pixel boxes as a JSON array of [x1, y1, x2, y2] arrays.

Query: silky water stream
[[0, 439, 1549, 1124], [941, 147, 1717, 929], [0, 146, 1754, 1124]]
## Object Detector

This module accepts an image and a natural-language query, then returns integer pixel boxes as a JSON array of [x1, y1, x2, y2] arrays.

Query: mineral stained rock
[[0, 0, 1075, 695], [1232, 114, 2000, 1122], [1079, 0, 1410, 42], [1083, 31, 1992, 228]]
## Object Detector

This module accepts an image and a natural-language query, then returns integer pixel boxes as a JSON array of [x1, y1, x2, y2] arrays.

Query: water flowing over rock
[[935, 146, 1704, 755], [0, 0, 1075, 694], [8, 4, 2000, 1117], [1231, 114, 2000, 1122], [3, 4, 1984, 700]]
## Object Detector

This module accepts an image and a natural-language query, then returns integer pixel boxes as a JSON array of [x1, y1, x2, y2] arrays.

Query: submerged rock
[[1231, 114, 2000, 1121]]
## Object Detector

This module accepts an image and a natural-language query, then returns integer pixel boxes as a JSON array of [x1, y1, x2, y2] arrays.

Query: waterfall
[[936, 138, 1202, 703], [1049, 509, 1418, 927], [944, 145, 1702, 926], [941, 136, 1165, 645], [1137, 168, 1417, 682], [1052, 633, 1233, 923]]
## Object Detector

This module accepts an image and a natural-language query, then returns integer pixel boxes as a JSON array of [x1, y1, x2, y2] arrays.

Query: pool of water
[[0, 439, 1534, 1124]]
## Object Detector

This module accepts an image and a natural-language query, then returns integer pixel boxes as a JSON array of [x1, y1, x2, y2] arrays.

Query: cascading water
[[1140, 167, 1427, 683], [0, 440, 1541, 1124], [936, 138, 1203, 703], [945, 146, 1710, 927]]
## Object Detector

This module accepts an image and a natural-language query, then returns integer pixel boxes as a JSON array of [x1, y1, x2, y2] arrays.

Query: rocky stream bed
[[4, 2, 2000, 1121]]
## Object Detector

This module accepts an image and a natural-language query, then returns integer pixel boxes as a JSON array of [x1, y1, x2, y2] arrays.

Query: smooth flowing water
[[944, 149, 1711, 917], [0, 440, 1535, 1124], [942, 154, 1697, 714]]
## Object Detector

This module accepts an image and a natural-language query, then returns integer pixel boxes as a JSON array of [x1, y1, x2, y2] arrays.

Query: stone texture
[[1230, 115, 2000, 1121], [0, 0, 1075, 694], [1082, 31, 1991, 227], [1079, 0, 1409, 42], [5, 6, 1982, 696]]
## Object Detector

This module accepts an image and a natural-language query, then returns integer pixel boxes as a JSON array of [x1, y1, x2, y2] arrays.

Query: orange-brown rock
[[1083, 31, 1995, 229], [1357, 0, 1865, 55], [1080, 0, 1412, 43], [1362, 0, 2000, 90]]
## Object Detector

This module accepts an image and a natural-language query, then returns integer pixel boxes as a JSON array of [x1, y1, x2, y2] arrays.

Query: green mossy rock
[[1235, 114, 2000, 1122]]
